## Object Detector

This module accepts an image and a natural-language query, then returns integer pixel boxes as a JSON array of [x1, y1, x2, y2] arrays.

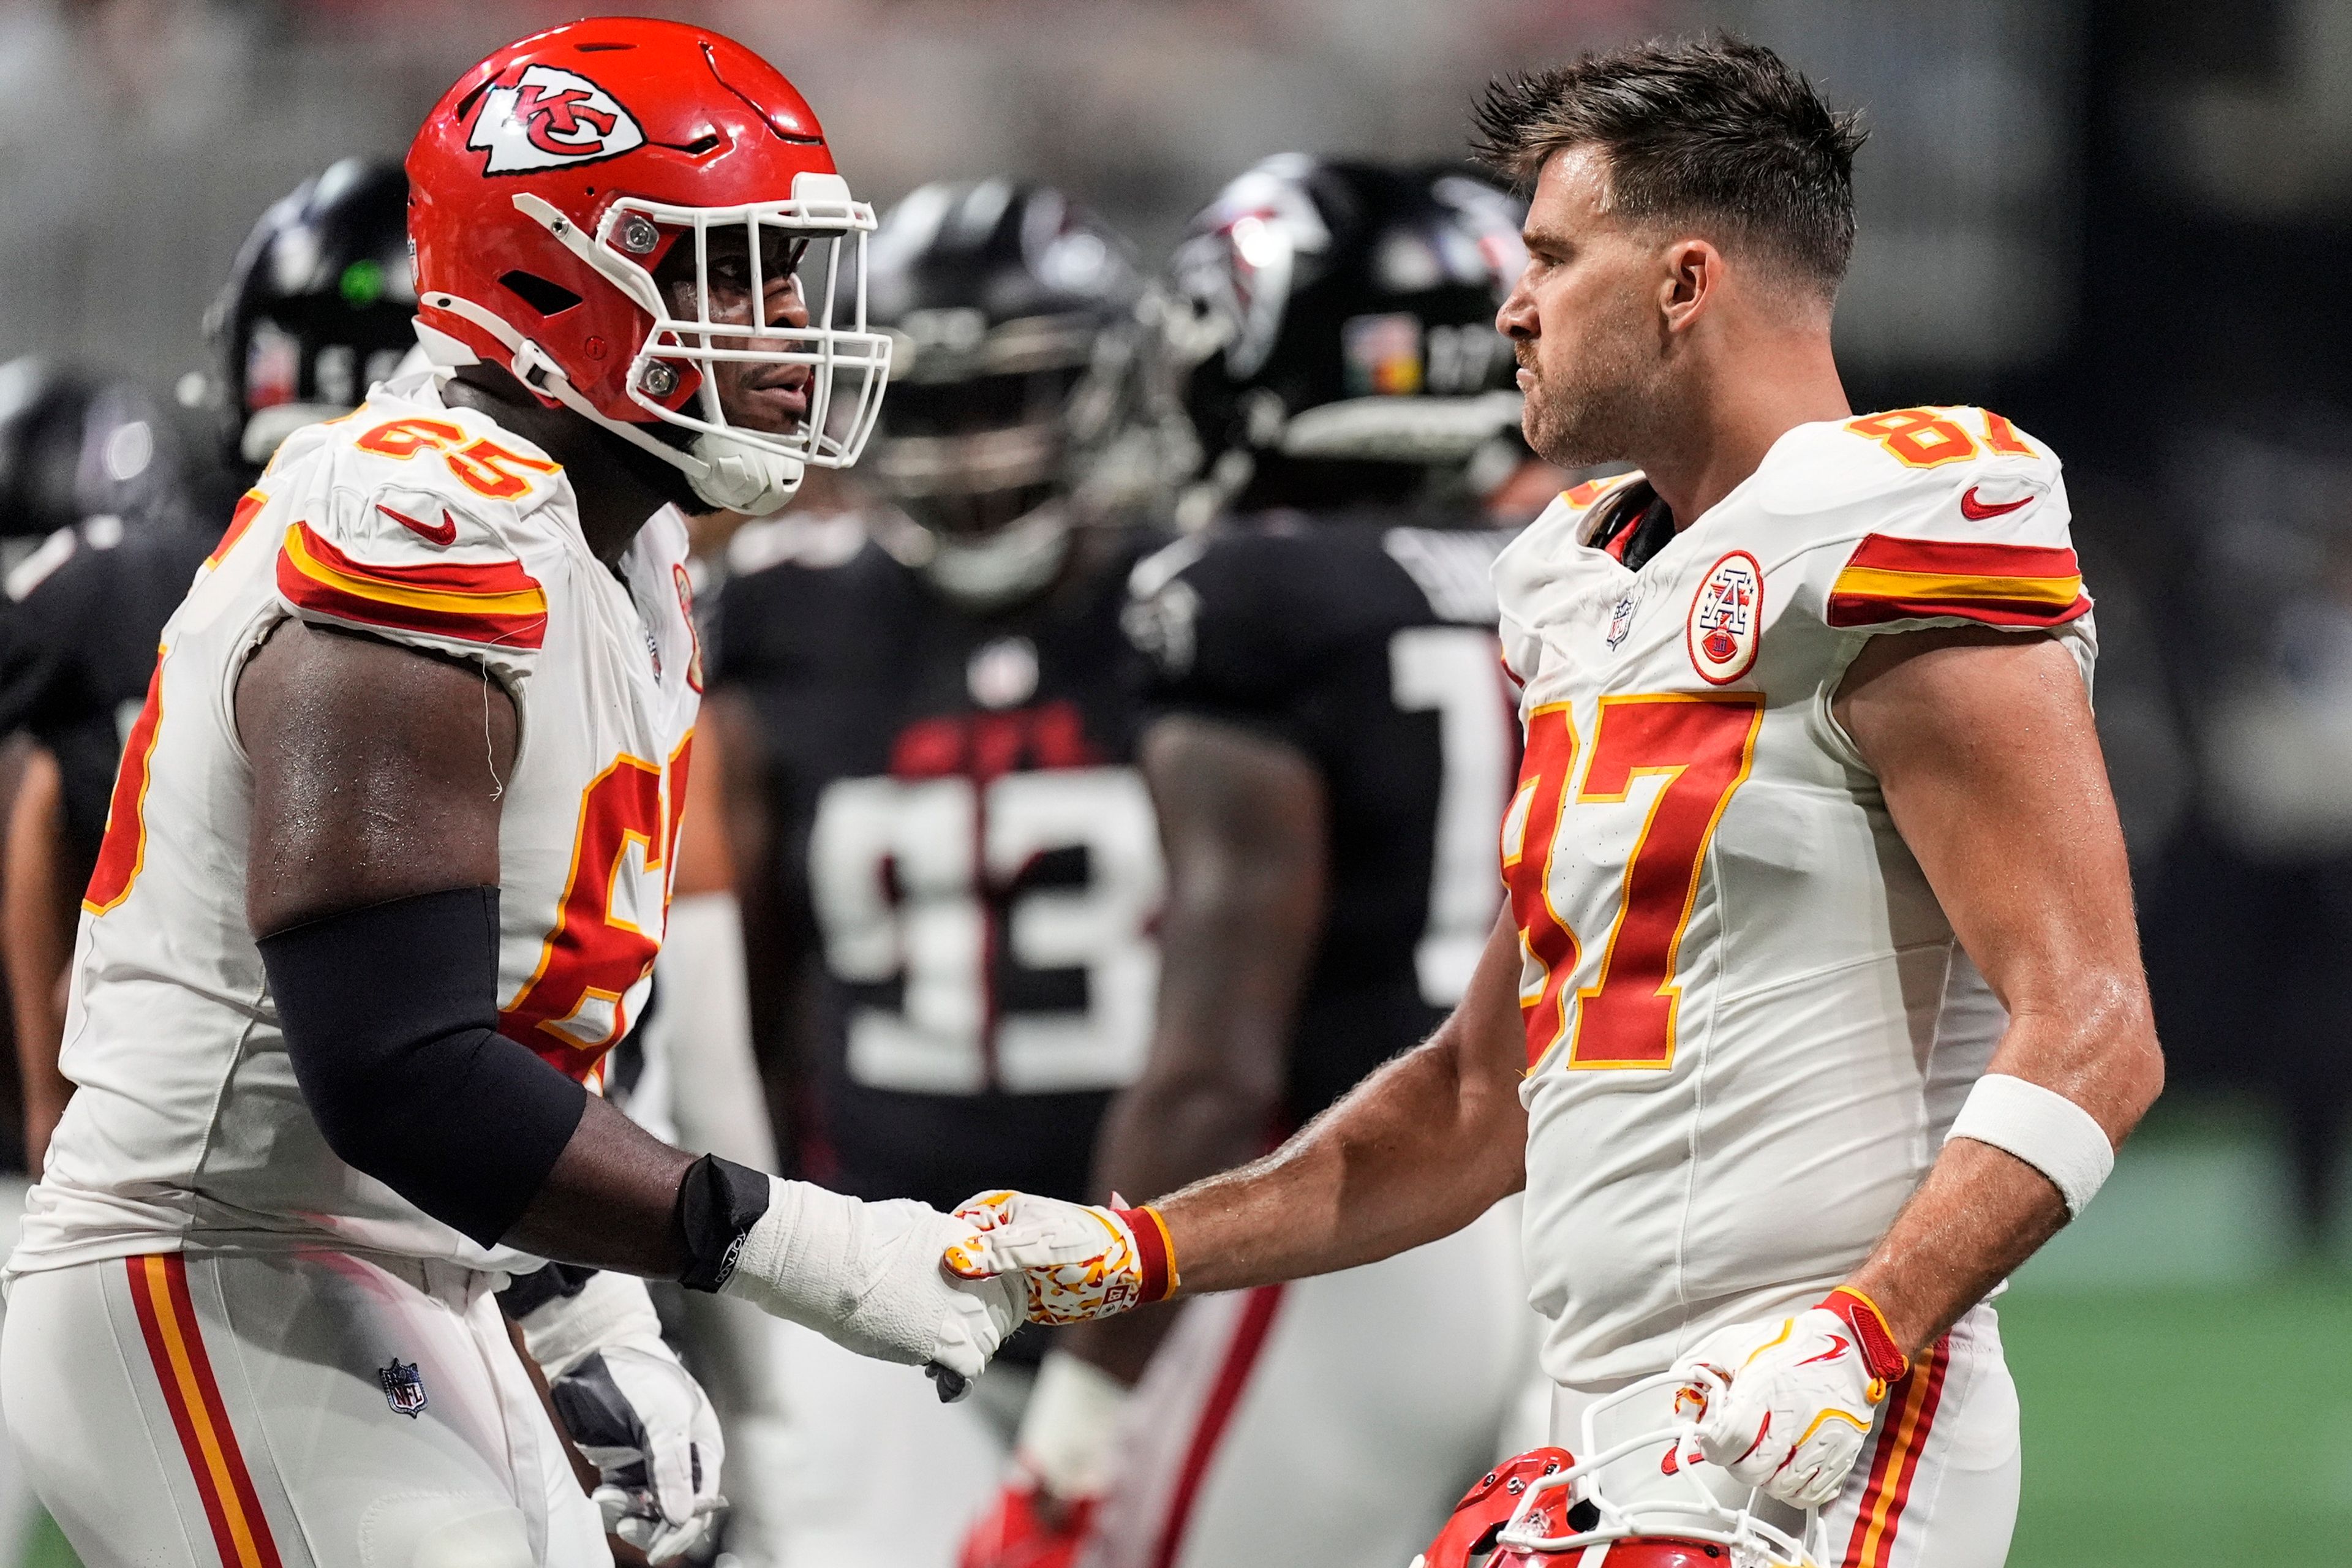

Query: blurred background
[[0, 1, 2345, 1564]]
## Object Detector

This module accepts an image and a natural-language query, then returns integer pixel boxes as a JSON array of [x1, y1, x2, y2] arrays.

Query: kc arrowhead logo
[[467, 64, 644, 175]]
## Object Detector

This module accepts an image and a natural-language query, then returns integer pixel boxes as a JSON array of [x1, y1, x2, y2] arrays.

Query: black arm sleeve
[[258, 886, 589, 1246]]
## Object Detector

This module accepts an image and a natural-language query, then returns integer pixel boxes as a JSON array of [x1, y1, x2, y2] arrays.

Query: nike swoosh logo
[[1959, 486, 2034, 521], [377, 503, 457, 547], [1798, 1333, 1851, 1368]]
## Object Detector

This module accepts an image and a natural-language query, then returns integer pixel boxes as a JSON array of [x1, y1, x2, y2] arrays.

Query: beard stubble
[[1517, 301, 1673, 472]]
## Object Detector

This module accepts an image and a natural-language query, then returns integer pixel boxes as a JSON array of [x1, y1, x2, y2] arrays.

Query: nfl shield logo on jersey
[[1686, 551, 1762, 685], [1607, 590, 1636, 651], [379, 1358, 428, 1418]]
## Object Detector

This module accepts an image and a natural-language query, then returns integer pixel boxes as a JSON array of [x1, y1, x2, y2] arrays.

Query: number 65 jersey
[[1494, 409, 2095, 1390], [10, 371, 701, 1281]]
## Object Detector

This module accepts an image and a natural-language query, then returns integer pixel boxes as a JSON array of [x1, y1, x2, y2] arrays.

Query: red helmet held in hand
[[1413, 1376, 1830, 1568], [406, 17, 890, 514]]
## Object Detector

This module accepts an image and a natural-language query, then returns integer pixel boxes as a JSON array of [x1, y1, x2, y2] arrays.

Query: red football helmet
[[406, 17, 889, 513], [1413, 1377, 1828, 1568]]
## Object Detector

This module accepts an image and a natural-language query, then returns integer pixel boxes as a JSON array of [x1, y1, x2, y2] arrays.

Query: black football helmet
[[863, 179, 1165, 606], [205, 157, 415, 472], [0, 359, 188, 543], [1160, 156, 1527, 524]]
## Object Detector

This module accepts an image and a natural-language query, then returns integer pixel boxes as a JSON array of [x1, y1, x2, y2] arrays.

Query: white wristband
[[1945, 1072, 2114, 1216], [1014, 1350, 1132, 1498]]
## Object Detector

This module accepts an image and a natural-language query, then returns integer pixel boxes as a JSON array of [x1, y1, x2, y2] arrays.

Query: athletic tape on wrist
[[1945, 1072, 2114, 1217]]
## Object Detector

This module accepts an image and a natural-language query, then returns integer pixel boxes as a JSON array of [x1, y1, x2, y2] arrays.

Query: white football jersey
[[1494, 407, 2095, 1389], [10, 371, 703, 1279]]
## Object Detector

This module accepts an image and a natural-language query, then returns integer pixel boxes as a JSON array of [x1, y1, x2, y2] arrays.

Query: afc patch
[[379, 1357, 428, 1419], [1686, 551, 1762, 685]]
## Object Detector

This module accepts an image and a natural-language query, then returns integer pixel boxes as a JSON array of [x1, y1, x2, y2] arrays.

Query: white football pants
[[1, 1250, 610, 1567], [1547, 1300, 2021, 1568], [1080, 1198, 1542, 1568], [0, 1176, 36, 1554]]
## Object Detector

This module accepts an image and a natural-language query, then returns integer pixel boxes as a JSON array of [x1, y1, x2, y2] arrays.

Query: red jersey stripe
[[277, 524, 548, 650], [1826, 590, 2093, 629], [206, 491, 268, 570], [1841, 533, 2079, 581], [285, 520, 543, 598]]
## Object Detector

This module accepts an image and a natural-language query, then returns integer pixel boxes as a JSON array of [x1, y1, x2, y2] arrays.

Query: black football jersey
[[709, 526, 1163, 1212], [0, 514, 217, 866], [1123, 511, 1521, 1125]]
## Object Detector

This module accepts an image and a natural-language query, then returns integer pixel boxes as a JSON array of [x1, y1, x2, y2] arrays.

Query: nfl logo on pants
[[379, 1358, 428, 1418]]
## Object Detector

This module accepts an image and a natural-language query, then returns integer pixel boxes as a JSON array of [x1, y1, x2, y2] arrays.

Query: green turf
[[2002, 1271, 2352, 1566], [16, 1510, 73, 1568]]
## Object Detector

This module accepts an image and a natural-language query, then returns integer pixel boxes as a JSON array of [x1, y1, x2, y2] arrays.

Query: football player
[[0, 21, 1022, 1567], [959, 158, 1544, 1568], [0, 157, 419, 1176], [706, 178, 1169, 1566], [206, 157, 420, 477], [0, 367, 216, 1170], [944, 38, 2165, 1568]]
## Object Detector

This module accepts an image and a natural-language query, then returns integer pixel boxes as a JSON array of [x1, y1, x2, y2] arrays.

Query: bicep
[[238, 619, 519, 936], [1834, 627, 2137, 1010]]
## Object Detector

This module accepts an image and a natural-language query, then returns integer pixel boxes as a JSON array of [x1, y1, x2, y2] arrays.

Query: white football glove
[[1667, 1289, 1910, 1509], [718, 1175, 1023, 1392], [510, 1270, 723, 1563], [941, 1189, 1179, 1325]]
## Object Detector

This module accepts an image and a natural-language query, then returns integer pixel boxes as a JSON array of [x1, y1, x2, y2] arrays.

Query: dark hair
[[1472, 35, 1866, 294]]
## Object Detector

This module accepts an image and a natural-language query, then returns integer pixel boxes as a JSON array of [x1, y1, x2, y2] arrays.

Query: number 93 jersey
[[710, 526, 1165, 1214], [1494, 408, 2095, 1389], [12, 371, 702, 1280]]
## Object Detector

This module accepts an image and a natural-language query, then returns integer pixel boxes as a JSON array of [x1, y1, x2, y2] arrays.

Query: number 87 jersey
[[1494, 407, 2095, 1390]]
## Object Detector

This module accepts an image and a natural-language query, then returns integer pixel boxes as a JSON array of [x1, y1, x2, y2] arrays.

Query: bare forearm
[[1847, 1000, 2162, 1355], [1067, 1064, 1283, 1382], [1843, 1139, 2065, 1356], [1836, 630, 2166, 1357], [1156, 1021, 1525, 1295], [505, 1093, 698, 1276]]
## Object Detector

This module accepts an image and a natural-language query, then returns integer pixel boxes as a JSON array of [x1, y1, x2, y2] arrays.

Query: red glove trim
[[1116, 1206, 1178, 1303], [1820, 1287, 1909, 1384]]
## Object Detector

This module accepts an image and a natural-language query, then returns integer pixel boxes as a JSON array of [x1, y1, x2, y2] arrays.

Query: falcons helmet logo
[[467, 64, 646, 175]]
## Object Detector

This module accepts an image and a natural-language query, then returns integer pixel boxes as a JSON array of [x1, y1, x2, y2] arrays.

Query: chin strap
[[416, 293, 804, 516]]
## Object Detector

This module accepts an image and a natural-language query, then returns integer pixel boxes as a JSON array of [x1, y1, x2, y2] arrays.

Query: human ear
[[1659, 238, 1720, 334]]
